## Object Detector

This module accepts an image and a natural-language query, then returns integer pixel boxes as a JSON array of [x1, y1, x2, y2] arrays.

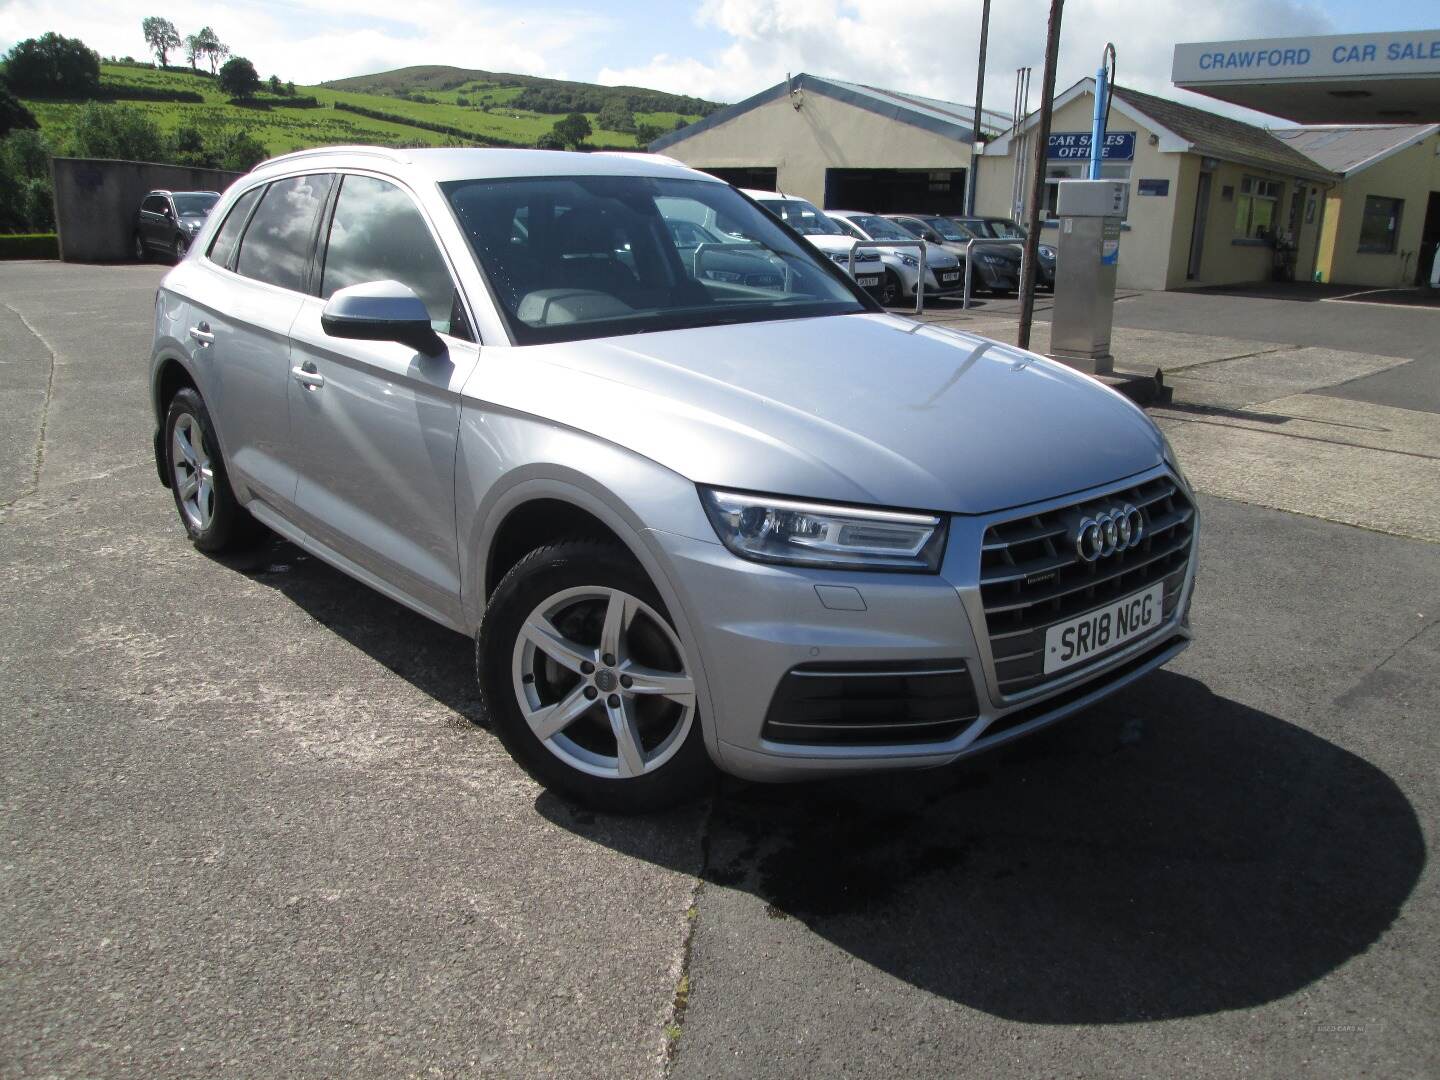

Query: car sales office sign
[[1048, 132, 1136, 161]]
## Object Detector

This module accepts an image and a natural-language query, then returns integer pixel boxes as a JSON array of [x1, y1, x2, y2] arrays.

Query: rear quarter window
[[206, 187, 262, 269]]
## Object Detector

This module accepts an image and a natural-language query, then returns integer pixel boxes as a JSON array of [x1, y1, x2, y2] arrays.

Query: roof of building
[[985, 78, 1338, 182], [1269, 124, 1440, 175], [650, 73, 1009, 153]]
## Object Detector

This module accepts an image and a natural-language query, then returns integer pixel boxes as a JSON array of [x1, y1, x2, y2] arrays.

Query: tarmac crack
[[0, 300, 58, 510], [662, 793, 716, 1075]]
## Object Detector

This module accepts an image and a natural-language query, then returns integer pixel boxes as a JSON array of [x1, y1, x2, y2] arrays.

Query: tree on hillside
[[219, 56, 261, 99], [141, 17, 181, 67], [551, 112, 591, 151], [1, 33, 101, 97], [168, 123, 211, 167], [215, 128, 266, 170], [596, 98, 636, 134], [633, 123, 663, 148], [0, 86, 39, 137], [535, 131, 564, 151], [0, 129, 56, 232], [65, 102, 165, 162], [268, 74, 281, 94], [184, 27, 226, 74]]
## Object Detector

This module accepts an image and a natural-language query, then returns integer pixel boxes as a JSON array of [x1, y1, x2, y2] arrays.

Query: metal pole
[[1088, 63, 1108, 181], [1017, 0, 1064, 352], [965, 0, 992, 216]]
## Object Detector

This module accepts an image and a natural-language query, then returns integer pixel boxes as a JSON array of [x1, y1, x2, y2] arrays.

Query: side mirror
[[321, 280, 443, 355]]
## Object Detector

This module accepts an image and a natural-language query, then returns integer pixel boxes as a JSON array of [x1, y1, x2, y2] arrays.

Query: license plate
[[940, 271, 960, 283], [857, 275, 879, 287], [1043, 582, 1164, 674]]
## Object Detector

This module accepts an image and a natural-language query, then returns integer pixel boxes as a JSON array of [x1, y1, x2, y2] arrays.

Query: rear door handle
[[291, 362, 325, 389], [189, 323, 214, 345]]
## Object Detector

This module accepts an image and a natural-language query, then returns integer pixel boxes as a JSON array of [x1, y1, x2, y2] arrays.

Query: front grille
[[979, 475, 1194, 698], [762, 659, 979, 746]]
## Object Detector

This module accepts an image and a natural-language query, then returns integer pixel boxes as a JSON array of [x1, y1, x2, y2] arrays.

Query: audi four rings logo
[[1073, 505, 1145, 561]]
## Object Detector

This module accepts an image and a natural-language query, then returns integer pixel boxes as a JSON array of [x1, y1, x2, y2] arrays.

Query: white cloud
[[598, 0, 1335, 123], [0, 0, 614, 83]]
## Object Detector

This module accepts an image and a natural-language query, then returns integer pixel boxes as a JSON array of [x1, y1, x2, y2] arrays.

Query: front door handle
[[291, 361, 325, 389], [189, 323, 214, 346]]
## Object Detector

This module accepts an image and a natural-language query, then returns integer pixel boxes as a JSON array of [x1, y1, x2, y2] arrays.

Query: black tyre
[[477, 539, 714, 813], [163, 387, 259, 552], [133, 232, 148, 261], [172, 233, 189, 261], [880, 268, 902, 306]]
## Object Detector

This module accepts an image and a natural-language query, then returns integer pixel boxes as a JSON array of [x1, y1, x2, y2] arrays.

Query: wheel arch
[[465, 470, 724, 769], [151, 353, 197, 488]]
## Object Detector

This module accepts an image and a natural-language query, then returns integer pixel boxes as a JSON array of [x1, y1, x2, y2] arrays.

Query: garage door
[[824, 169, 966, 214]]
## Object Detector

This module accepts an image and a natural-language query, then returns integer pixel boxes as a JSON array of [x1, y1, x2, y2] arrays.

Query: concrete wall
[[1318, 131, 1440, 286], [662, 92, 972, 206], [50, 158, 244, 263]]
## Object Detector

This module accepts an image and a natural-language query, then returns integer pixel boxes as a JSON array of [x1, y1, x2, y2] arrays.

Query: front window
[[845, 215, 918, 242], [1235, 175, 1283, 240], [443, 176, 865, 345], [759, 197, 845, 236], [173, 193, 218, 216], [1357, 195, 1403, 254], [923, 217, 976, 242]]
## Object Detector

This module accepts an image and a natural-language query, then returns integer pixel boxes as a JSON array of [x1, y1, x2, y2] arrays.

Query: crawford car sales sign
[[1174, 30, 1440, 83], [1047, 132, 1136, 161]]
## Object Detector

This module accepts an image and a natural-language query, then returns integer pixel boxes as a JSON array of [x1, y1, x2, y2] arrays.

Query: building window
[[1234, 176, 1282, 240], [1043, 163, 1131, 217], [1357, 196, 1403, 254]]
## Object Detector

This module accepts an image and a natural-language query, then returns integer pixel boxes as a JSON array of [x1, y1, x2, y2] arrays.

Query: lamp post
[[1017, 0, 1064, 351]]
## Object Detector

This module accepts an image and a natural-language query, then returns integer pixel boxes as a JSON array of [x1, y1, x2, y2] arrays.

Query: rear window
[[235, 174, 334, 292], [206, 186, 262, 269]]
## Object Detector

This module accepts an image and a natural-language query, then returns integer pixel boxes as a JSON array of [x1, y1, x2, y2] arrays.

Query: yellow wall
[[661, 90, 973, 205], [977, 90, 1326, 291], [1317, 131, 1440, 287]]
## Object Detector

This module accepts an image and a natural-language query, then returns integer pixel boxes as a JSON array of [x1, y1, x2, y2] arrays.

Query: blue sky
[[2, 0, 1436, 121]]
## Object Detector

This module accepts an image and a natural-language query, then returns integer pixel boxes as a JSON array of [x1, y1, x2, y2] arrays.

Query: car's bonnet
[[483, 313, 1164, 515]]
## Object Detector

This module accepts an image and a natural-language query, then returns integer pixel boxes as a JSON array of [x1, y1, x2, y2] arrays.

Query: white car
[[741, 189, 884, 295], [827, 211, 965, 305]]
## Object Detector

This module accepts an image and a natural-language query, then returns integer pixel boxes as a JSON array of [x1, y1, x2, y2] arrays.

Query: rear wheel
[[478, 540, 714, 812], [164, 387, 259, 552]]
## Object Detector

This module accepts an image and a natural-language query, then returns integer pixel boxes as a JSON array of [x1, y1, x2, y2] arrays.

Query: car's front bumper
[[653, 464, 1197, 781]]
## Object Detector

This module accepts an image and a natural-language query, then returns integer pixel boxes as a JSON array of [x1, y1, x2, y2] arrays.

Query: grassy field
[[22, 63, 711, 156]]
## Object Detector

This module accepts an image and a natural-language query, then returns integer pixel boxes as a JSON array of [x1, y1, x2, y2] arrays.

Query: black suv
[[133, 190, 221, 262]]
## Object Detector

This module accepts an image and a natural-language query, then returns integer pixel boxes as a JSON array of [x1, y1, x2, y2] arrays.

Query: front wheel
[[132, 232, 148, 261], [477, 540, 714, 812], [880, 269, 902, 307], [173, 233, 189, 261]]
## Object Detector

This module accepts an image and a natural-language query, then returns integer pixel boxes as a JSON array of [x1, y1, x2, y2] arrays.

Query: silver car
[[148, 147, 1198, 812], [827, 210, 966, 304]]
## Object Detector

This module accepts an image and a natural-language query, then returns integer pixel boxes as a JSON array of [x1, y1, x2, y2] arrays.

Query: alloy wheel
[[511, 586, 696, 779], [171, 412, 215, 532]]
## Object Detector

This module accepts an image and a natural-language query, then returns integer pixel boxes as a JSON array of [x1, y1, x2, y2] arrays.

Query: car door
[[140, 195, 169, 251], [182, 173, 333, 513], [285, 172, 481, 626]]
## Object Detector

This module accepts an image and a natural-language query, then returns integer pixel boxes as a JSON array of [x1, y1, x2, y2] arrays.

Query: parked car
[[887, 214, 1022, 295], [148, 147, 1197, 812], [741, 189, 885, 297], [133, 190, 221, 262], [951, 215, 1056, 289], [826, 210, 966, 304]]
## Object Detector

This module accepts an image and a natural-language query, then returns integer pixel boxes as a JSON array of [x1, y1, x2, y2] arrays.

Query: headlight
[[898, 253, 918, 267], [185, 220, 203, 232], [699, 488, 947, 572], [1038, 244, 1055, 259], [1160, 430, 1192, 490]]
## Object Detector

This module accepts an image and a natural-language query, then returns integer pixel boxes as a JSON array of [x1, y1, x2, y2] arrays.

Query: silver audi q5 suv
[[148, 147, 1198, 811]]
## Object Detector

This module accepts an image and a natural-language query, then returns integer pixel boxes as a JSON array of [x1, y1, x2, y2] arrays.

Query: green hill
[[19, 61, 718, 158]]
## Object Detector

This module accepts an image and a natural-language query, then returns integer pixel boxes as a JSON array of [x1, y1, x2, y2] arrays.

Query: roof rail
[[250, 144, 409, 172]]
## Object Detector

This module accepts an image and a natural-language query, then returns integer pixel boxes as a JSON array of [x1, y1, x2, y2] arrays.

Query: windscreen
[[986, 218, 1026, 239], [173, 193, 218, 216], [760, 198, 845, 236], [443, 176, 866, 344], [925, 217, 978, 242], [847, 215, 919, 242]]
